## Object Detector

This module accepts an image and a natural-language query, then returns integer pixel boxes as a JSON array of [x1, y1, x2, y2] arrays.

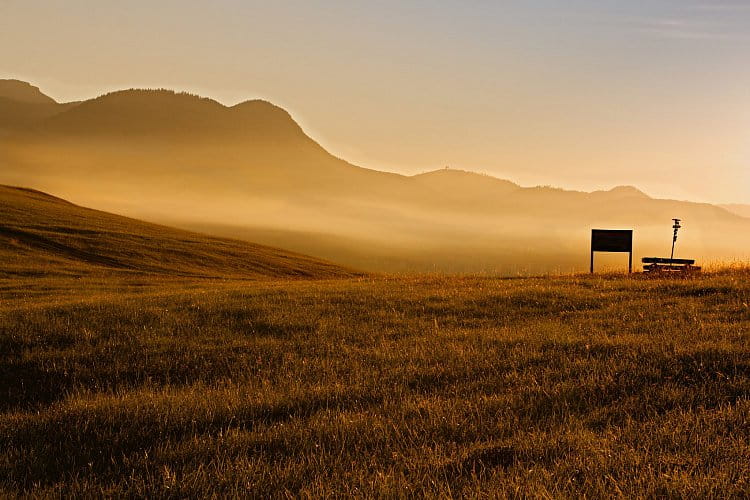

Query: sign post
[[590, 229, 633, 274]]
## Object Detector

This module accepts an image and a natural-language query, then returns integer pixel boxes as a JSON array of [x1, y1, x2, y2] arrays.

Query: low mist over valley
[[2, 79, 748, 273]]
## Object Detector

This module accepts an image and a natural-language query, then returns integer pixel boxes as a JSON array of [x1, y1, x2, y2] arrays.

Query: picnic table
[[642, 257, 701, 273]]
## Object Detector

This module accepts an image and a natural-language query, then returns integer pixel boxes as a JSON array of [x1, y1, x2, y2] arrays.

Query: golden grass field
[[2, 185, 750, 496], [2, 269, 750, 497]]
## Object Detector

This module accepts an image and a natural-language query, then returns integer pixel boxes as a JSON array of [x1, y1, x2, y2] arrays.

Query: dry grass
[[2, 269, 749, 497], [0, 184, 355, 280]]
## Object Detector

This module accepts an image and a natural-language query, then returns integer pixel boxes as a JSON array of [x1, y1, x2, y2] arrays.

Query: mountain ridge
[[0, 80, 690, 198], [0, 80, 81, 133], [0, 79, 57, 104], [36, 89, 308, 140], [2, 79, 748, 272], [720, 204, 750, 219]]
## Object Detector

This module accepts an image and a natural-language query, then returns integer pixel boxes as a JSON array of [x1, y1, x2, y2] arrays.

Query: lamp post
[[670, 218, 681, 268]]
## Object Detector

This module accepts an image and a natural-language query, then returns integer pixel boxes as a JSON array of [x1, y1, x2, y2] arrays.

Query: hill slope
[[721, 204, 750, 219], [0, 185, 355, 279]]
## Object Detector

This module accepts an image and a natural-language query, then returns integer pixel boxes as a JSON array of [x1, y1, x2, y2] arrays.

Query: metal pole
[[670, 237, 676, 267], [670, 219, 681, 271], [628, 251, 632, 274]]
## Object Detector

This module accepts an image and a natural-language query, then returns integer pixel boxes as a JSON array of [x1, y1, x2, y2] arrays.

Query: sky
[[1, 0, 748, 204]]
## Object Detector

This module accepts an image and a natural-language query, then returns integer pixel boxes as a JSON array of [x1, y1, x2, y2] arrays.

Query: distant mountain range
[[1, 79, 747, 273]]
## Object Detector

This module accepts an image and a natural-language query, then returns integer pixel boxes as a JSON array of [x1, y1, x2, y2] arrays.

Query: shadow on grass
[[1, 389, 385, 490]]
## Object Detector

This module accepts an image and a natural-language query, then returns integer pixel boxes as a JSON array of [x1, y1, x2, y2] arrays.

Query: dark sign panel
[[590, 229, 633, 273], [591, 229, 632, 253]]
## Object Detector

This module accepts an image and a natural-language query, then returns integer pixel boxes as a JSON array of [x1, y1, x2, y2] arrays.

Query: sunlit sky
[[1, 0, 748, 203]]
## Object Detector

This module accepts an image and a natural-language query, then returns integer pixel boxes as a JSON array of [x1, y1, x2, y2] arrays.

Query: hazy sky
[[1, 0, 748, 203]]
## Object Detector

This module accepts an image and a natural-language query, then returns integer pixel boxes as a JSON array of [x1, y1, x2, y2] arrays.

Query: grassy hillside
[[1, 270, 749, 496], [0, 185, 354, 279]]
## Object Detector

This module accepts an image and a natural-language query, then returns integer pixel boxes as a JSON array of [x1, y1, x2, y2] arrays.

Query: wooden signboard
[[590, 229, 633, 273]]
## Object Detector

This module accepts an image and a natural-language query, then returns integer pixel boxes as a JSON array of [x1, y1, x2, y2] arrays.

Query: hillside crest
[[0, 79, 57, 104]]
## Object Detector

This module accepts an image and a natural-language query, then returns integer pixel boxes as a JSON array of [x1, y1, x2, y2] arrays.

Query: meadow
[[2, 269, 749, 497]]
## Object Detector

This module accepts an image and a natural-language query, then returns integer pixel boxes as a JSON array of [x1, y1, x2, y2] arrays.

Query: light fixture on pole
[[670, 218, 681, 266]]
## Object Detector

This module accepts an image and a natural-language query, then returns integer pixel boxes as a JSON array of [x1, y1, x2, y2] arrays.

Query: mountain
[[411, 169, 520, 208], [0, 184, 355, 279], [38, 89, 306, 141], [1, 81, 749, 273], [0, 79, 79, 133], [591, 185, 650, 199], [0, 80, 57, 104], [720, 204, 750, 219], [4, 87, 412, 200]]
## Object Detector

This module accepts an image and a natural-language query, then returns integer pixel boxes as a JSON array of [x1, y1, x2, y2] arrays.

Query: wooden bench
[[642, 257, 701, 273]]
